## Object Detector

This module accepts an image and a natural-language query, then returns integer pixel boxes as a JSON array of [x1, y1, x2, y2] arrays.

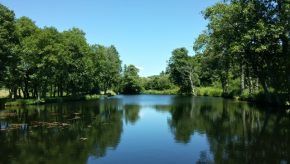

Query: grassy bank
[[235, 92, 289, 107], [142, 88, 179, 95], [2, 94, 104, 107], [196, 87, 223, 97], [196, 87, 289, 107], [143, 87, 289, 107]]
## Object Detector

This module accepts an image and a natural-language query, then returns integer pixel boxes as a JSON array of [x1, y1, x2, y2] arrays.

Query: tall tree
[[91, 45, 122, 94], [167, 48, 199, 95], [0, 4, 18, 92], [61, 28, 90, 96]]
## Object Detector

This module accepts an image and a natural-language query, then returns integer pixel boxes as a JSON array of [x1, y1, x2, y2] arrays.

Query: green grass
[[142, 88, 179, 95], [196, 87, 223, 97], [4, 99, 44, 106], [84, 94, 103, 100], [143, 87, 222, 96], [3, 94, 104, 106]]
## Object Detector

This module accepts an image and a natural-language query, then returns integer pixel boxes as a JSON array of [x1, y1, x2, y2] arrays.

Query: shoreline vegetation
[[1, 87, 289, 108], [143, 87, 290, 107], [0, 88, 115, 107], [1, 1, 289, 109], [1, 94, 106, 107]]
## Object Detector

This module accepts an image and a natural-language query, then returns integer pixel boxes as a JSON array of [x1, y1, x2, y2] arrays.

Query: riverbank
[[142, 88, 179, 95], [197, 87, 290, 107], [142, 87, 290, 107], [1, 94, 105, 107], [1, 88, 288, 108]]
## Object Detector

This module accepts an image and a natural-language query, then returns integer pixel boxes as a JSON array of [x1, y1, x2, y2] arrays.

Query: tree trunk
[[221, 75, 229, 95], [248, 77, 253, 95], [24, 74, 29, 99], [261, 80, 269, 95], [53, 85, 57, 97], [254, 78, 259, 93], [60, 85, 63, 97], [14, 87, 17, 98], [18, 88, 21, 98], [50, 84, 53, 97], [37, 88, 40, 101], [240, 64, 245, 91], [21, 87, 25, 98], [188, 71, 195, 95]]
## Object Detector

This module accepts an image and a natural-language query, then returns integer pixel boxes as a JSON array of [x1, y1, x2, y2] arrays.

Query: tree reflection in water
[[0, 96, 289, 164], [0, 99, 123, 164], [167, 96, 290, 163], [123, 104, 141, 125]]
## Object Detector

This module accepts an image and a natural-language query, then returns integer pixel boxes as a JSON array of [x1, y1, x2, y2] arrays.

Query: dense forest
[[1, 0, 289, 105]]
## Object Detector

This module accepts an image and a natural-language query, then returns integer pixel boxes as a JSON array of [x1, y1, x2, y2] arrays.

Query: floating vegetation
[[31, 121, 71, 128], [0, 122, 71, 132], [0, 111, 17, 118]]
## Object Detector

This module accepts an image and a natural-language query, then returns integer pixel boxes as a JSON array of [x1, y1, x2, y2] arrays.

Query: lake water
[[0, 95, 289, 164]]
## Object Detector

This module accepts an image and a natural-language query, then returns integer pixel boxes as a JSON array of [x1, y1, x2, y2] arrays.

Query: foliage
[[167, 48, 200, 95], [120, 65, 143, 94], [0, 4, 18, 84], [189, 0, 290, 105], [0, 4, 122, 99], [90, 45, 122, 94], [143, 71, 175, 91]]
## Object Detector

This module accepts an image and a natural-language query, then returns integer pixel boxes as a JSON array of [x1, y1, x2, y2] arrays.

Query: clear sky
[[1, 0, 219, 77]]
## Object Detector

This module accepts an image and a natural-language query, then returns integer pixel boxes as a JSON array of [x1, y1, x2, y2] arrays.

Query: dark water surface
[[0, 95, 289, 164]]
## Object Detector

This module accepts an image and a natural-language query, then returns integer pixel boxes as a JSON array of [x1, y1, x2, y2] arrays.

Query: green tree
[[5, 16, 40, 99], [121, 65, 143, 94], [0, 4, 18, 94], [90, 45, 122, 94], [144, 72, 174, 91], [193, 0, 290, 103], [167, 48, 199, 95], [61, 28, 91, 96], [0, 3, 125, 99]]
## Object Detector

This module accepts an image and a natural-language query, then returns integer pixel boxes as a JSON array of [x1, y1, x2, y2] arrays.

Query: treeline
[[0, 4, 146, 99], [1, 1, 290, 104], [165, 0, 290, 104]]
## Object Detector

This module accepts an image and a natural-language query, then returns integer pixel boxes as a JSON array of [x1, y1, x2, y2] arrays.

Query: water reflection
[[167, 96, 290, 163], [0, 95, 289, 164], [0, 99, 123, 164], [123, 105, 141, 125]]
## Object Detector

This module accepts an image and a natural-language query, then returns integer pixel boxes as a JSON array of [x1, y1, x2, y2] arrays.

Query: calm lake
[[0, 95, 289, 164]]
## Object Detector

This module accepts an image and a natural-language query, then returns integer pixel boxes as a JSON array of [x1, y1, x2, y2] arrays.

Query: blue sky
[[1, 0, 219, 76]]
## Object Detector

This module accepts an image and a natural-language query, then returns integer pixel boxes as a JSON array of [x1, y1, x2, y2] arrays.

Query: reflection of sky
[[88, 106, 212, 164], [112, 95, 175, 106]]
